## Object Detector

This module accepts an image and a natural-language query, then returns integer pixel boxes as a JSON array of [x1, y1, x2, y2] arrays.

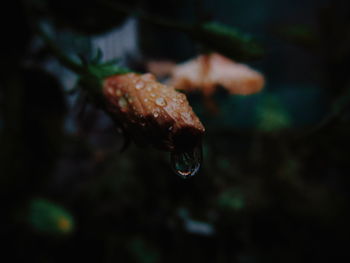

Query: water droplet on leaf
[[155, 97, 167, 107], [135, 82, 144, 90], [107, 87, 114, 94], [118, 97, 128, 109], [115, 89, 122, 96], [170, 145, 202, 179]]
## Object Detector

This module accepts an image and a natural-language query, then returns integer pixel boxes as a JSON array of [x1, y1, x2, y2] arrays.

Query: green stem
[[36, 25, 86, 75]]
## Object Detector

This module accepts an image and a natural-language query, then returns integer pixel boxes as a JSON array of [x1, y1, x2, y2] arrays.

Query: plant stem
[[36, 25, 86, 75]]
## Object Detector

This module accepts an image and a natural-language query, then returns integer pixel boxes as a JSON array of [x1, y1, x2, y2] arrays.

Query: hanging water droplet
[[170, 145, 202, 179], [155, 97, 167, 107], [153, 111, 159, 118]]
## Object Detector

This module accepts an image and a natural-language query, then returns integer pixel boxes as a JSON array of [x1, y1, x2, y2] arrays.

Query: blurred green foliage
[[218, 188, 245, 211], [128, 237, 160, 263], [1, 0, 350, 263], [256, 94, 291, 132], [28, 198, 74, 235]]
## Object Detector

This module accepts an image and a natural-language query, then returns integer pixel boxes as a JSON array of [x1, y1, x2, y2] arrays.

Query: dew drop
[[115, 89, 122, 96], [135, 82, 144, 90], [155, 97, 167, 107], [107, 87, 114, 94], [150, 93, 156, 98], [153, 111, 159, 118], [144, 98, 149, 102], [170, 145, 202, 179], [118, 97, 128, 109]]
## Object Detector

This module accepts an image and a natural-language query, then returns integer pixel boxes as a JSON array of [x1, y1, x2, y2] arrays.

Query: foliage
[[28, 198, 74, 235], [1, 0, 350, 263]]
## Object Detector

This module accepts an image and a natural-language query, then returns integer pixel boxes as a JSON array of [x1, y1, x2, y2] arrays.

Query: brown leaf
[[103, 73, 205, 152], [171, 53, 265, 96]]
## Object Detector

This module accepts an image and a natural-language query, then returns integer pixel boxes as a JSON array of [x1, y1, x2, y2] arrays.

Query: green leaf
[[86, 63, 131, 79], [28, 198, 74, 236]]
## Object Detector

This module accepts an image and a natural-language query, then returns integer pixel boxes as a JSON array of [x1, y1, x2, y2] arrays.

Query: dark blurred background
[[1, 0, 350, 262]]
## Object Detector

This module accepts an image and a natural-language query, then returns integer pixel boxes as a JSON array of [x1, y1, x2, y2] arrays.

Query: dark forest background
[[1, 0, 350, 262]]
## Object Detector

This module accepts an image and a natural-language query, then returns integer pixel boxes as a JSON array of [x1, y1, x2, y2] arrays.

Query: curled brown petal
[[103, 73, 205, 152], [171, 53, 265, 96]]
